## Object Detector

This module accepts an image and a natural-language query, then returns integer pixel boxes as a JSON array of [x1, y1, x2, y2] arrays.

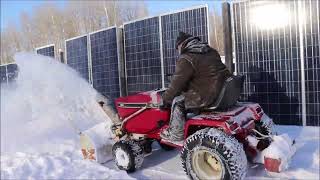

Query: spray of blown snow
[[0, 52, 114, 154]]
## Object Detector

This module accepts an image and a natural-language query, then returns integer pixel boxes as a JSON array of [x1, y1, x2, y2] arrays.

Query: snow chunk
[[261, 134, 296, 172]]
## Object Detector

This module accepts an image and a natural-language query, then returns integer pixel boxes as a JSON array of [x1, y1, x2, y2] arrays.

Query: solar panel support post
[[60, 50, 65, 64], [298, 0, 307, 126], [230, 2, 237, 75], [5, 66, 8, 84], [64, 40, 68, 64], [222, 2, 234, 74], [87, 35, 93, 86], [205, 4, 211, 46], [117, 27, 127, 97], [159, 16, 165, 89]]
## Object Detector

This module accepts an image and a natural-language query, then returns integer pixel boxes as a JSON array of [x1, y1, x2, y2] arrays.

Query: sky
[[1, 0, 223, 31]]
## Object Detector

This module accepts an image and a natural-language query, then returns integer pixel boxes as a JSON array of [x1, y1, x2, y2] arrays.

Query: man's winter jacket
[[162, 37, 232, 109]]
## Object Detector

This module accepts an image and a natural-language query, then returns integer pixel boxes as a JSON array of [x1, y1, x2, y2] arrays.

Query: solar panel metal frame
[[35, 44, 55, 58], [231, 0, 320, 126], [65, 34, 92, 84], [89, 26, 126, 98], [159, 5, 210, 87], [123, 15, 163, 94]]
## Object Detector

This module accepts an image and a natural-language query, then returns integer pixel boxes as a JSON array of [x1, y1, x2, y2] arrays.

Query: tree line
[[1, 1, 224, 65]]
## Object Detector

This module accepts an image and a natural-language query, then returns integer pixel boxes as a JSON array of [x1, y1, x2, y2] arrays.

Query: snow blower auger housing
[[88, 75, 296, 179]]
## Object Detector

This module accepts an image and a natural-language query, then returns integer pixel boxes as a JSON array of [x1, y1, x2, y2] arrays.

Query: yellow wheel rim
[[191, 149, 224, 179]]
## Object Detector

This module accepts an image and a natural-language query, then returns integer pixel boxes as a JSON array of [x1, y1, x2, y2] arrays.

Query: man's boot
[[160, 96, 185, 145]]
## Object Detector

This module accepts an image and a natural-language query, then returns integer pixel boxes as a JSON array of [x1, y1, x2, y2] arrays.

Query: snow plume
[[0, 52, 113, 155], [1, 53, 108, 154]]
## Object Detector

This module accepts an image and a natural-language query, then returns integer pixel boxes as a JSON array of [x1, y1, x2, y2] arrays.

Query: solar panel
[[233, 0, 304, 125], [89, 27, 123, 99], [36, 44, 55, 58], [65, 35, 90, 82], [160, 6, 209, 86], [124, 16, 162, 94], [0, 63, 18, 84], [6, 64, 18, 82], [0, 65, 7, 84], [302, 0, 319, 126]]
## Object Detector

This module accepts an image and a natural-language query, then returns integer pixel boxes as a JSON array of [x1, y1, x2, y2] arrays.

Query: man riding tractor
[[160, 31, 232, 144]]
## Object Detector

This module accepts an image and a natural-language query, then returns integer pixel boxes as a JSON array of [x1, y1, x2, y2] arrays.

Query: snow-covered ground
[[104, 125, 319, 180], [1, 53, 319, 179]]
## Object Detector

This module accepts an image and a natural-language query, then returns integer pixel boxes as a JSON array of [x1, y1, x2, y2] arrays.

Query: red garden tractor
[[81, 75, 296, 180]]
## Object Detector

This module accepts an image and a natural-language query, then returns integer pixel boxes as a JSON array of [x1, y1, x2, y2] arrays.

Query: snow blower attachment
[[80, 123, 112, 164], [260, 134, 297, 173], [81, 75, 297, 179], [79, 99, 120, 164]]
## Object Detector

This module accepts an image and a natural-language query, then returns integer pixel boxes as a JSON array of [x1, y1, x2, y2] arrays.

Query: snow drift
[[0, 53, 129, 179]]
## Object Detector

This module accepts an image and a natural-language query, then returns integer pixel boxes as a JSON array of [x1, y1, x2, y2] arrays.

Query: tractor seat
[[204, 75, 244, 111]]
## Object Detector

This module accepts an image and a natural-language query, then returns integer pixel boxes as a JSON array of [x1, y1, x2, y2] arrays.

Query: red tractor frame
[[109, 75, 279, 179]]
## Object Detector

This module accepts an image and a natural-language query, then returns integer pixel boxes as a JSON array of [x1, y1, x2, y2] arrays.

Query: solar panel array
[[161, 6, 209, 86], [63, 6, 209, 97], [233, 0, 319, 126], [36, 45, 55, 58], [124, 16, 162, 94], [65, 36, 90, 82], [90, 27, 122, 99], [302, 0, 319, 126]]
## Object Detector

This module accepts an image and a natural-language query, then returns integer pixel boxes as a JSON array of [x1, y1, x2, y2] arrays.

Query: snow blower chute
[[79, 100, 120, 164], [81, 75, 297, 178]]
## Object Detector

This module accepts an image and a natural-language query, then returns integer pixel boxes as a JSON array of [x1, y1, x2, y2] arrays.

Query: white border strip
[[159, 4, 208, 17], [35, 44, 55, 51], [89, 26, 117, 35], [65, 34, 88, 43], [0, 62, 17, 66], [122, 15, 160, 26]]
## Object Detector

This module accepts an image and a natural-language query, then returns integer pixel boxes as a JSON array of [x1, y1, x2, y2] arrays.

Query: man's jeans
[[168, 95, 186, 140]]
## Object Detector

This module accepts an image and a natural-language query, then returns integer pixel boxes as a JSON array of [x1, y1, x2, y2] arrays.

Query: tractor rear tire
[[112, 140, 144, 173], [181, 128, 247, 180]]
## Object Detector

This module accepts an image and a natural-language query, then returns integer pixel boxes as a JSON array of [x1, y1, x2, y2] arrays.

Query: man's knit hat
[[175, 31, 193, 49]]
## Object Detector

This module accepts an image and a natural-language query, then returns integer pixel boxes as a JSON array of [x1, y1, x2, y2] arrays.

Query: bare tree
[[118, 1, 148, 22], [1, 24, 23, 64], [0, 0, 148, 64]]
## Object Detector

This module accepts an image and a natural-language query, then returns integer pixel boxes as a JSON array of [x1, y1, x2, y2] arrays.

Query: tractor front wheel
[[112, 140, 144, 173], [181, 128, 247, 180]]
